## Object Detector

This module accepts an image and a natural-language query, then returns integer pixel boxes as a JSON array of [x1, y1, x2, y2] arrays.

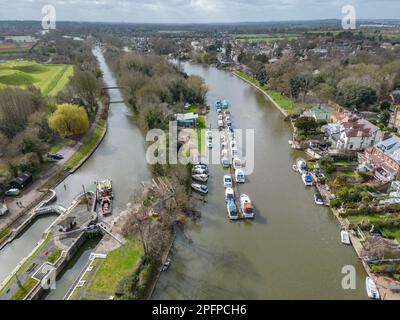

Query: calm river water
[[152, 61, 367, 299]]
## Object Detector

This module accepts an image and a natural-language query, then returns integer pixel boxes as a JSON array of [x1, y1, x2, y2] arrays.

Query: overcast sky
[[0, 0, 399, 23]]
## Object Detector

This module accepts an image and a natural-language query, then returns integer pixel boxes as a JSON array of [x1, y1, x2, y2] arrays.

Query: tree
[[255, 66, 269, 87], [336, 85, 378, 109], [48, 103, 89, 137], [294, 116, 318, 132], [70, 70, 100, 113]]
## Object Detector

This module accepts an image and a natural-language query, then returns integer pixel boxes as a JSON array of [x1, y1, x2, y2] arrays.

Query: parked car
[[4, 188, 21, 196], [48, 153, 64, 160]]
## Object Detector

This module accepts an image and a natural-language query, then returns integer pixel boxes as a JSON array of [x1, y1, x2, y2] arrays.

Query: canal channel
[[152, 61, 367, 299], [0, 50, 367, 300]]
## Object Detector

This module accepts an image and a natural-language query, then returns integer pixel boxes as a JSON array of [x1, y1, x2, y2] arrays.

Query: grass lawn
[[338, 171, 358, 177], [46, 249, 62, 264], [0, 228, 12, 241], [233, 70, 268, 91], [266, 90, 295, 113], [0, 61, 73, 96], [86, 240, 143, 296], [64, 119, 106, 170], [11, 278, 39, 300]]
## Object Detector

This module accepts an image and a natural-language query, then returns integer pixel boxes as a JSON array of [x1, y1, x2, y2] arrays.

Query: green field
[[0, 61, 73, 96], [86, 241, 143, 296]]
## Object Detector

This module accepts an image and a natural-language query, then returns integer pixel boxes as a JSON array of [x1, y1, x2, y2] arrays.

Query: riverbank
[[233, 68, 400, 300], [232, 70, 291, 117]]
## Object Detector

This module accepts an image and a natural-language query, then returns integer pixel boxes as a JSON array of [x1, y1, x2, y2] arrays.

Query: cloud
[[0, 0, 398, 22]]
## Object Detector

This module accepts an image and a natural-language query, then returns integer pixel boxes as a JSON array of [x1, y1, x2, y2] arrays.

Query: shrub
[[330, 198, 342, 208]]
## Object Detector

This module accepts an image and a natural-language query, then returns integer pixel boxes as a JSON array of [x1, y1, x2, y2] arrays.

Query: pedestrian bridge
[[35, 204, 67, 216]]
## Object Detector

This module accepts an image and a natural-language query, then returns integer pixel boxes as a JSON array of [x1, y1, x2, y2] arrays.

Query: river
[[0, 51, 367, 300], [152, 61, 367, 299]]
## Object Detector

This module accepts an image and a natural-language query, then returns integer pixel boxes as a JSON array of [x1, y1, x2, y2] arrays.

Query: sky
[[0, 0, 399, 23]]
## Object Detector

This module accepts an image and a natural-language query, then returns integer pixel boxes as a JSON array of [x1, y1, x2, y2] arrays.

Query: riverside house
[[324, 111, 382, 151], [358, 135, 400, 183], [389, 90, 400, 130]]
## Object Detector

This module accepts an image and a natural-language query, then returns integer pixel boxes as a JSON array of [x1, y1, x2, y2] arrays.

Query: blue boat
[[222, 99, 229, 109], [226, 199, 238, 220]]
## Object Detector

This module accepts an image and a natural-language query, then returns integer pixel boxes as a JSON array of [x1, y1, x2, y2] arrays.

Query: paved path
[[0, 144, 78, 233]]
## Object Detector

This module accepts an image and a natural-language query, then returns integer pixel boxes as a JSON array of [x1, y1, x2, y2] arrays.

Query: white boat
[[206, 130, 212, 139], [218, 114, 223, 120], [223, 174, 233, 188], [240, 194, 255, 219], [235, 169, 245, 183], [365, 277, 380, 300], [225, 187, 234, 201], [218, 119, 224, 129], [221, 142, 228, 150], [192, 167, 208, 175], [207, 141, 213, 149], [191, 183, 208, 194], [296, 158, 307, 174], [226, 199, 239, 220], [220, 135, 226, 142], [340, 230, 351, 245], [314, 193, 324, 205], [288, 140, 293, 145], [292, 164, 298, 172], [230, 140, 236, 149], [302, 173, 313, 186], [232, 157, 242, 170], [231, 147, 239, 158], [192, 174, 208, 182]]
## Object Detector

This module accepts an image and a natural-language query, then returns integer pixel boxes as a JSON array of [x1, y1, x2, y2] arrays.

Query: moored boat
[[226, 199, 238, 220], [101, 197, 112, 216], [341, 230, 351, 245], [314, 193, 324, 205], [221, 157, 230, 168], [225, 187, 234, 201], [365, 277, 380, 300], [96, 179, 114, 202], [223, 174, 233, 188], [235, 169, 245, 183], [296, 158, 307, 174], [302, 173, 313, 186], [191, 183, 208, 194], [192, 174, 208, 182], [192, 167, 208, 175], [240, 194, 254, 219], [232, 157, 242, 170], [292, 164, 298, 172]]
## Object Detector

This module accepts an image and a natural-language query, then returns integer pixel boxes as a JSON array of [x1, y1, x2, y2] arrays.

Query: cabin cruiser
[[230, 140, 236, 149], [223, 174, 233, 188], [218, 119, 224, 129], [222, 99, 229, 109], [240, 194, 255, 219], [340, 230, 351, 245], [221, 142, 228, 150], [224, 109, 231, 117], [225, 187, 234, 201], [207, 141, 213, 149], [292, 164, 298, 172], [218, 114, 223, 120], [226, 199, 238, 220], [192, 174, 208, 182], [365, 277, 380, 300], [235, 169, 245, 183], [194, 163, 208, 170], [302, 173, 313, 186], [191, 183, 208, 194], [314, 193, 324, 205], [296, 158, 307, 174], [192, 167, 208, 175], [232, 157, 242, 170], [206, 130, 212, 139]]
